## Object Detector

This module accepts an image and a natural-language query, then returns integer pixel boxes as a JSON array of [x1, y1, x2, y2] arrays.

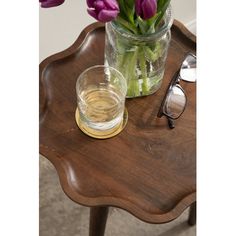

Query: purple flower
[[87, 0, 120, 23], [39, 0, 65, 8], [135, 0, 157, 20]]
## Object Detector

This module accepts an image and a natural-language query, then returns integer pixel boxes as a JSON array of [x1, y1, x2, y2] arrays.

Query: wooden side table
[[40, 20, 196, 236]]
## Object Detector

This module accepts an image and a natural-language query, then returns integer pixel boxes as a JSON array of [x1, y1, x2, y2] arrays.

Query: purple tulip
[[39, 0, 65, 8], [135, 0, 157, 20], [87, 0, 120, 22]]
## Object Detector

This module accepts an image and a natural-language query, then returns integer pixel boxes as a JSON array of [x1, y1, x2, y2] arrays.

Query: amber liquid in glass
[[78, 85, 124, 134]]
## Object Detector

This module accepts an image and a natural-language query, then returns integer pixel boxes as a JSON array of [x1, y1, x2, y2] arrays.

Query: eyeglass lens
[[180, 54, 196, 82], [164, 85, 186, 119]]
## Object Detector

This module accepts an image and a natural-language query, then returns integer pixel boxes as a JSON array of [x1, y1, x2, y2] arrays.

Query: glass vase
[[105, 6, 173, 98]]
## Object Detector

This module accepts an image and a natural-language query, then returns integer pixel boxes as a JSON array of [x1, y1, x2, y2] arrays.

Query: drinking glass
[[76, 65, 127, 138]]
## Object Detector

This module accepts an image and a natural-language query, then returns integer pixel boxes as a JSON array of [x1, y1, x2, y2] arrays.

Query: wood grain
[[40, 20, 196, 224]]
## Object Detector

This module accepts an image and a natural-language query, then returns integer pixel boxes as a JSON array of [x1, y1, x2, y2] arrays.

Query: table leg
[[188, 202, 196, 226], [89, 206, 109, 236]]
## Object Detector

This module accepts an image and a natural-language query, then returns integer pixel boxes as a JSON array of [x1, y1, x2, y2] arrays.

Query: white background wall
[[171, 0, 196, 33], [39, 0, 196, 62]]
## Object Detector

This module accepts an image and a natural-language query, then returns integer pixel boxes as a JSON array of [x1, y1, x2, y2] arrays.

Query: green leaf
[[158, 0, 168, 9], [155, 0, 171, 27], [146, 12, 162, 33], [117, 0, 135, 24], [136, 16, 149, 34], [136, 12, 162, 35], [146, 12, 159, 26], [126, 0, 135, 9], [126, 7, 135, 24], [117, 0, 125, 14], [116, 16, 138, 34], [117, 0, 128, 20]]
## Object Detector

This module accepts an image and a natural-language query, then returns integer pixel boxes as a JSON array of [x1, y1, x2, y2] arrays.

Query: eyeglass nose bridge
[[162, 84, 187, 120]]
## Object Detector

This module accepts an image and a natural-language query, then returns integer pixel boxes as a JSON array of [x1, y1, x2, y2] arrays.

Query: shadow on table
[[158, 222, 195, 236]]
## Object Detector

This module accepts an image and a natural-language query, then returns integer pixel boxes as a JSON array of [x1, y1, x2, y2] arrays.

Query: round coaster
[[75, 108, 128, 139]]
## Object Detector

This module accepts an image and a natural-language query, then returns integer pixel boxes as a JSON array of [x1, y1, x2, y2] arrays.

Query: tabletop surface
[[40, 20, 196, 224]]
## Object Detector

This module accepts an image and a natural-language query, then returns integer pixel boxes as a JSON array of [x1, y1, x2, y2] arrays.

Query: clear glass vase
[[105, 6, 173, 98]]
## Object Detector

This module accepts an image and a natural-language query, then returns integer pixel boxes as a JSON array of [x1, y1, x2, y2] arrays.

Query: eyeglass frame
[[157, 51, 197, 129], [157, 68, 188, 129]]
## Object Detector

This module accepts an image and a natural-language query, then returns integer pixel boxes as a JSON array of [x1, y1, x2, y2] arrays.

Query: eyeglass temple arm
[[167, 117, 175, 129]]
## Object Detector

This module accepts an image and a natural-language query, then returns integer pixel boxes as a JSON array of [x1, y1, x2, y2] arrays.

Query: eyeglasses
[[157, 53, 197, 129]]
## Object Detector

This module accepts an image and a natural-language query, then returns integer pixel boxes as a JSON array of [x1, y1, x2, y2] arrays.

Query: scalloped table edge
[[39, 19, 196, 224]]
